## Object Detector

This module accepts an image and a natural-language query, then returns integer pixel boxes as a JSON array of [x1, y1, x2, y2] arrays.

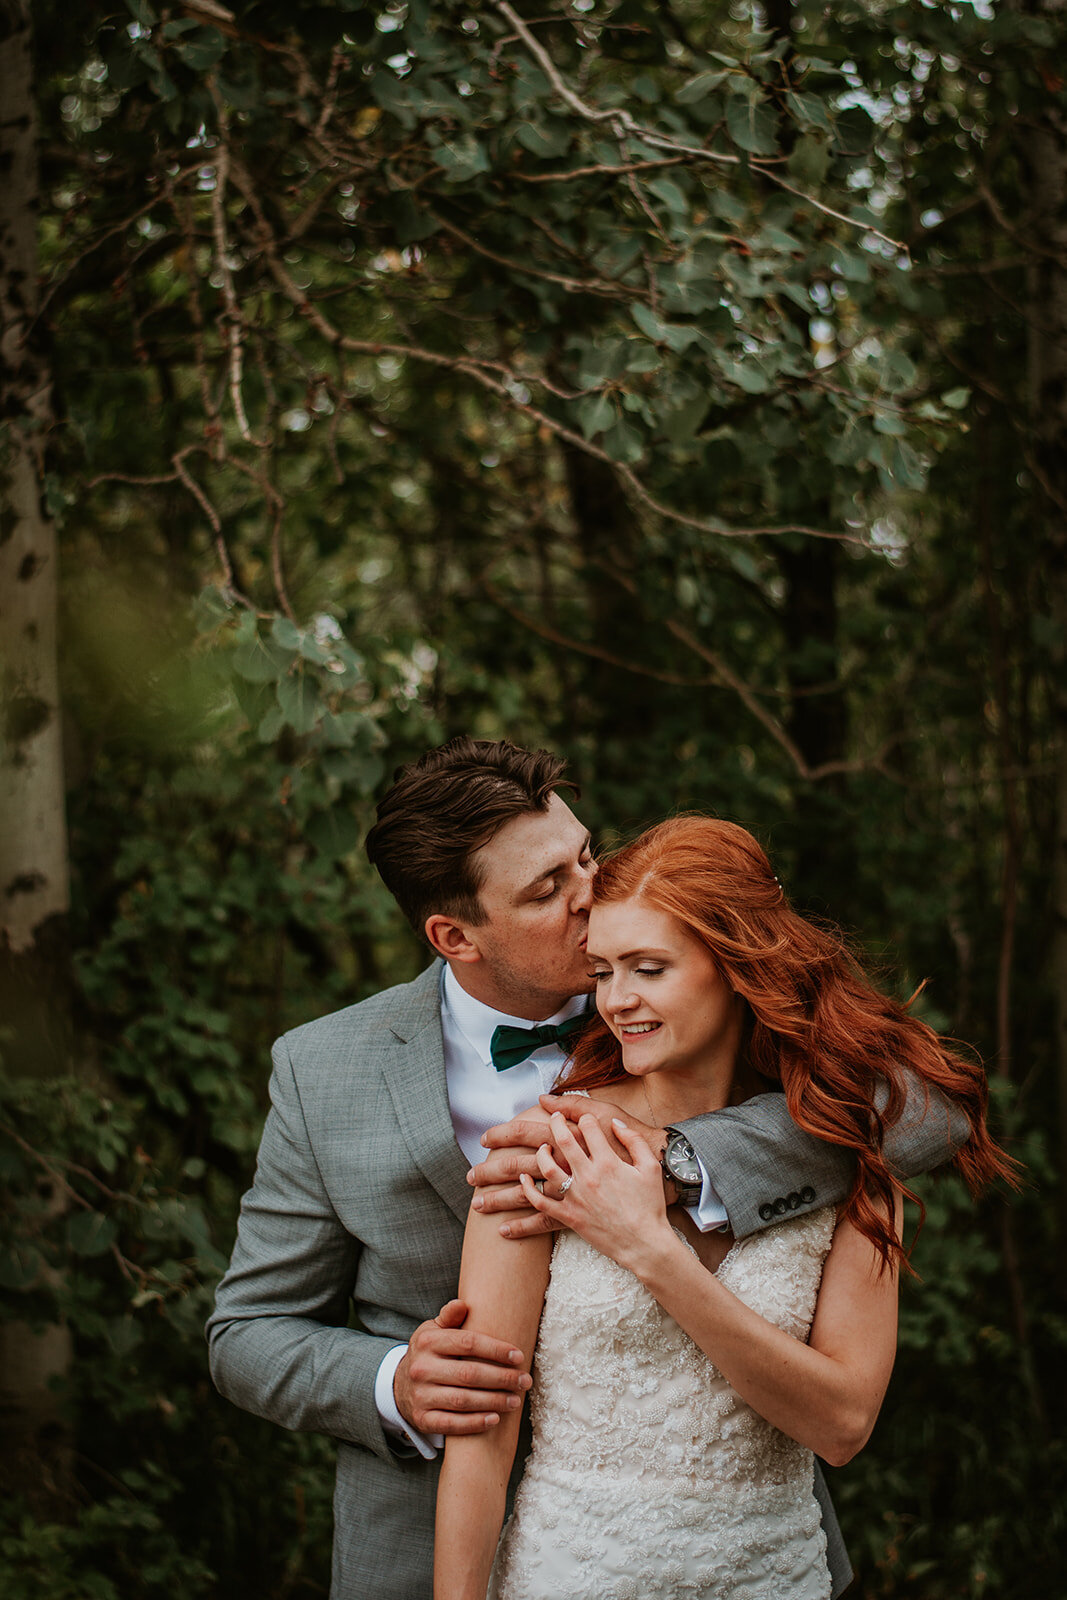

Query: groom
[[208, 736, 966, 1600]]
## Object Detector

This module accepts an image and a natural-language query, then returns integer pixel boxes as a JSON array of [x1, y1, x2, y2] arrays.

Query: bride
[[432, 816, 1012, 1600]]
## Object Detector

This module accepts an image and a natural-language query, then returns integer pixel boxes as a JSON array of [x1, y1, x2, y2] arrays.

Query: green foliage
[[5, 0, 1064, 1595]]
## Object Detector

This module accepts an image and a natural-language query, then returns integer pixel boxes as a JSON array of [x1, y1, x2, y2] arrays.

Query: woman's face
[[586, 897, 743, 1089]]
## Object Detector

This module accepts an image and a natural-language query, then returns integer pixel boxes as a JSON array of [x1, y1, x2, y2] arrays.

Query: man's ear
[[424, 913, 482, 965]]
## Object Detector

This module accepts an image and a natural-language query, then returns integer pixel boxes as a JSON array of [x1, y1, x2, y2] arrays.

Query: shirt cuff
[[684, 1157, 730, 1233], [374, 1343, 444, 1461]]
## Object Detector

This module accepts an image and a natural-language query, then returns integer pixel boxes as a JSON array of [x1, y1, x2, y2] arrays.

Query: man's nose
[[572, 863, 596, 912]]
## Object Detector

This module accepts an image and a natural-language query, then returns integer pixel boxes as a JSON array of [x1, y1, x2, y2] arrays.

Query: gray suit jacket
[[208, 961, 969, 1599]]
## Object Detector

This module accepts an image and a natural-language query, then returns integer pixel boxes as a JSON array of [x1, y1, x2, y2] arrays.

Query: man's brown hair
[[364, 736, 575, 938]]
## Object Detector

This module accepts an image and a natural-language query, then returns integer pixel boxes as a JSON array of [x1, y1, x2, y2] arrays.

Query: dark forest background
[[1, 1, 1065, 1595]]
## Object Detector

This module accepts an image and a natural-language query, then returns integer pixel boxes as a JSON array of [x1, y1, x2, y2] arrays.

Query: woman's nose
[[608, 982, 639, 1012]]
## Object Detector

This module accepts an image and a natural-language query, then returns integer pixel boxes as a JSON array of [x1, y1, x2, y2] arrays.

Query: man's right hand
[[392, 1298, 532, 1436]]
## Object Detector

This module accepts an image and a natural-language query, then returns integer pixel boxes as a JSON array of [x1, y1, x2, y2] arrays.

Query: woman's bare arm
[[525, 1112, 901, 1467], [634, 1197, 901, 1465], [433, 1117, 554, 1600]]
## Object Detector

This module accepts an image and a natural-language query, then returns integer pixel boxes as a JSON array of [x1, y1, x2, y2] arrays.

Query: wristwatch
[[660, 1127, 703, 1208]]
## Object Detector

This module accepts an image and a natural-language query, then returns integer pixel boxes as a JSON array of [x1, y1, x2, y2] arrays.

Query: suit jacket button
[[759, 1203, 775, 1221], [800, 1186, 816, 1204], [787, 1191, 802, 1210], [773, 1197, 789, 1216]]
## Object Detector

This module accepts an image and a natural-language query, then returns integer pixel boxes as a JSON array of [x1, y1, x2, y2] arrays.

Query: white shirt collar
[[441, 963, 588, 1066]]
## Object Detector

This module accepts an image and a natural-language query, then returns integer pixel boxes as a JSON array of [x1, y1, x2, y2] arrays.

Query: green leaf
[[718, 356, 770, 394], [257, 704, 285, 743], [831, 248, 871, 284], [873, 412, 908, 436], [725, 96, 778, 156], [305, 808, 362, 859], [632, 303, 666, 341], [576, 340, 629, 386], [323, 750, 385, 791], [786, 91, 834, 135], [175, 28, 227, 72], [602, 419, 644, 464], [271, 616, 303, 652], [645, 177, 688, 215], [660, 393, 708, 443], [233, 630, 294, 684], [321, 710, 360, 748], [276, 671, 321, 735], [881, 349, 918, 392], [434, 134, 490, 181], [577, 393, 615, 440], [0, 1243, 42, 1290], [626, 345, 662, 374], [67, 1211, 119, 1259], [675, 70, 729, 104], [942, 387, 971, 410], [516, 121, 571, 159], [890, 439, 927, 490], [193, 586, 231, 634], [787, 135, 829, 188], [393, 195, 440, 246]]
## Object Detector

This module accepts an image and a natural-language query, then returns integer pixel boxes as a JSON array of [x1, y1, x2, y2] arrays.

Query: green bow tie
[[489, 1013, 588, 1072]]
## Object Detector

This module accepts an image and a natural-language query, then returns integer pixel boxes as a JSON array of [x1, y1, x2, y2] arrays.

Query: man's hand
[[541, 1094, 667, 1160], [392, 1298, 531, 1436], [467, 1094, 673, 1238]]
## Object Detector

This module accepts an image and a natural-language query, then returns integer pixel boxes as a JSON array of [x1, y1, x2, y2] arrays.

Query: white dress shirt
[[374, 964, 727, 1457]]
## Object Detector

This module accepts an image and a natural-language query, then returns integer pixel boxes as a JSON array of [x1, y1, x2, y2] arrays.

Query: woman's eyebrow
[[587, 947, 673, 963]]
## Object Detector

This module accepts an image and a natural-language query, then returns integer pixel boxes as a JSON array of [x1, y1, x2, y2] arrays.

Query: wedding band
[[558, 1176, 573, 1196]]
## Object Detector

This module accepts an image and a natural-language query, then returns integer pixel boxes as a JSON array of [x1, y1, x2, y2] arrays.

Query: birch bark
[[0, 0, 73, 1485]]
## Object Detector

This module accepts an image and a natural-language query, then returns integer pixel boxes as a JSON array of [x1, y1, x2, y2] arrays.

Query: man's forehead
[[475, 794, 587, 890]]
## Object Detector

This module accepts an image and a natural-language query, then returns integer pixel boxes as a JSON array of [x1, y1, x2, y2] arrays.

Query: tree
[[0, 0, 73, 1490], [1, 2, 1063, 1595]]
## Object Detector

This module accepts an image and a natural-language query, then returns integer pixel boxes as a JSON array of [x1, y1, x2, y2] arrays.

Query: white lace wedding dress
[[488, 1205, 837, 1600]]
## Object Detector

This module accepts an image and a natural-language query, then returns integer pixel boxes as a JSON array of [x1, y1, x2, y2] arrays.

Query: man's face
[[458, 793, 596, 1018]]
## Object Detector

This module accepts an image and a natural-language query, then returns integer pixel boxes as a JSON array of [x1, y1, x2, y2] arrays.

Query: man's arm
[[469, 1076, 971, 1242], [679, 1077, 971, 1239], [206, 1035, 400, 1461], [207, 1036, 528, 1460]]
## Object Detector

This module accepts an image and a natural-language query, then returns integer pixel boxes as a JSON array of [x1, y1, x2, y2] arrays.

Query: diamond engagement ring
[[557, 1176, 573, 1196]]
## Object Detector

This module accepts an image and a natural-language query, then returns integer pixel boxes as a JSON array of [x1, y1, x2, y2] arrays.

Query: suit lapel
[[379, 962, 472, 1224]]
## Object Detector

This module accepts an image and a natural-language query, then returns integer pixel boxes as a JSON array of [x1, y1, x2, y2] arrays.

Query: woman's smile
[[587, 897, 744, 1098]]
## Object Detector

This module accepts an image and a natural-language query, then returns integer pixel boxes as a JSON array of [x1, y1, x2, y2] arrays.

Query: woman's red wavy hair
[[561, 815, 1016, 1265]]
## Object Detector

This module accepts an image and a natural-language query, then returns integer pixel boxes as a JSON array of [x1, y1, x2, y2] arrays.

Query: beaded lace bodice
[[488, 1205, 837, 1600]]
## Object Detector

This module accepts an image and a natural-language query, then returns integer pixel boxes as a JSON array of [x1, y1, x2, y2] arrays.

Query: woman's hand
[[519, 1112, 675, 1276]]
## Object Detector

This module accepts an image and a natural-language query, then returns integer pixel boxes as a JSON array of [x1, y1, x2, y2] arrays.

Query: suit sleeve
[[679, 1074, 971, 1241], [206, 1035, 398, 1464]]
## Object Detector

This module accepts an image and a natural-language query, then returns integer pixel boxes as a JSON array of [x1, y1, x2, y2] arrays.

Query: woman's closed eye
[[589, 966, 665, 981]]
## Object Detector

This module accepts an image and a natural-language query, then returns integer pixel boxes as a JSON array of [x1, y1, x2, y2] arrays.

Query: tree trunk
[[1018, 0, 1067, 1248], [775, 537, 854, 913], [0, 0, 73, 1485], [563, 446, 669, 814]]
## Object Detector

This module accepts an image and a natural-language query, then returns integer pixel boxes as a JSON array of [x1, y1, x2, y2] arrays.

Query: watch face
[[666, 1135, 701, 1186]]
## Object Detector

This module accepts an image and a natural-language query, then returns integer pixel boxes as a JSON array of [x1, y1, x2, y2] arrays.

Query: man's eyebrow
[[518, 832, 592, 897]]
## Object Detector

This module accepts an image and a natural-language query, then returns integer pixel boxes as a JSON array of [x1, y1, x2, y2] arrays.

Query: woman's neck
[[602, 1052, 767, 1127]]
